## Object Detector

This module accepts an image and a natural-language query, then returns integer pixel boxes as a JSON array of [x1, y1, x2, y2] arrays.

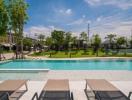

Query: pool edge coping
[[19, 57, 132, 60], [0, 68, 50, 73]]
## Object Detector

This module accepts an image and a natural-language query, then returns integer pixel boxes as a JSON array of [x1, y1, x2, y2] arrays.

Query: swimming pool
[[0, 59, 132, 70]]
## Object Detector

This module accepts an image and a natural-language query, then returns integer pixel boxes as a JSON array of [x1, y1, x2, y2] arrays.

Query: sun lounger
[[0, 80, 28, 100], [85, 79, 132, 100], [0, 92, 9, 100], [32, 79, 74, 100]]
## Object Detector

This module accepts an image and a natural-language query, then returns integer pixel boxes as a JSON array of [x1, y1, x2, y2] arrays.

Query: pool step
[[0, 69, 50, 73]]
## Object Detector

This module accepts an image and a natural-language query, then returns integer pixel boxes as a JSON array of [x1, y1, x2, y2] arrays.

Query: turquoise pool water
[[0, 59, 132, 70]]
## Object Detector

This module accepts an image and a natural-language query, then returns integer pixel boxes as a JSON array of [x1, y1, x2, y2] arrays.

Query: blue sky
[[24, 0, 132, 39]]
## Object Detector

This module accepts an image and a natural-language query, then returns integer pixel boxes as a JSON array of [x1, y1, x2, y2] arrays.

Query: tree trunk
[[0, 53, 1, 61], [20, 26, 24, 59], [15, 44, 18, 59], [124, 47, 127, 56], [9, 29, 12, 51], [0, 45, 2, 61], [96, 50, 98, 57], [21, 37, 24, 59]]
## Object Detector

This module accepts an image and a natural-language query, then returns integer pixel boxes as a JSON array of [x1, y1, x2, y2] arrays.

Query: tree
[[116, 37, 126, 49], [71, 36, 78, 49], [0, 0, 8, 35], [80, 32, 87, 41], [9, 0, 28, 59], [64, 32, 72, 51], [23, 38, 32, 47], [45, 37, 52, 50], [51, 30, 65, 51], [105, 34, 116, 49], [129, 40, 132, 49], [80, 32, 88, 49], [117, 36, 128, 56], [38, 34, 45, 42], [37, 34, 45, 52], [91, 34, 101, 56], [0, 0, 8, 61], [0, 44, 2, 61]]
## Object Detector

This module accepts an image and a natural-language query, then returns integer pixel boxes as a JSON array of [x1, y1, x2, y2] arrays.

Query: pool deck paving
[[44, 70, 132, 81], [3, 53, 14, 60], [11, 80, 132, 100], [0, 70, 132, 81]]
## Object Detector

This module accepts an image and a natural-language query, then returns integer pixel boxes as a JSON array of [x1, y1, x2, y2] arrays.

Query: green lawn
[[0, 50, 14, 54], [30, 50, 132, 58]]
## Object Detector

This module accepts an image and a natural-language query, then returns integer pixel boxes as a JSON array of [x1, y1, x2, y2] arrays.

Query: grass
[[30, 50, 132, 58], [2, 50, 13, 53]]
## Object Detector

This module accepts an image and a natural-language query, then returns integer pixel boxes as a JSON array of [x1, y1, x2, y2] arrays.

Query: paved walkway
[[3, 53, 14, 60]]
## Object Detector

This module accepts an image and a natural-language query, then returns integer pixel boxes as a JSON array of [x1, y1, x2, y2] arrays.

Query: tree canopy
[[0, 0, 8, 35]]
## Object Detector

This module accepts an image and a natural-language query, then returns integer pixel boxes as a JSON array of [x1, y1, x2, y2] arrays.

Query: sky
[[24, 0, 132, 39]]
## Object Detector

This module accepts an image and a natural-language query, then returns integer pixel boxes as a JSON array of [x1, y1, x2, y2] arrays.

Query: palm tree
[[91, 34, 101, 56]]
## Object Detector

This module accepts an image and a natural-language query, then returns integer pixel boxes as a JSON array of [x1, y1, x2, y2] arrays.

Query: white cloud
[[90, 15, 132, 39], [58, 9, 72, 15], [24, 26, 63, 38], [67, 17, 91, 26], [96, 16, 102, 22], [66, 13, 132, 39], [84, 0, 132, 10], [24, 13, 132, 40], [68, 19, 84, 25], [82, 15, 86, 18], [66, 9, 72, 15], [84, 0, 100, 6]]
